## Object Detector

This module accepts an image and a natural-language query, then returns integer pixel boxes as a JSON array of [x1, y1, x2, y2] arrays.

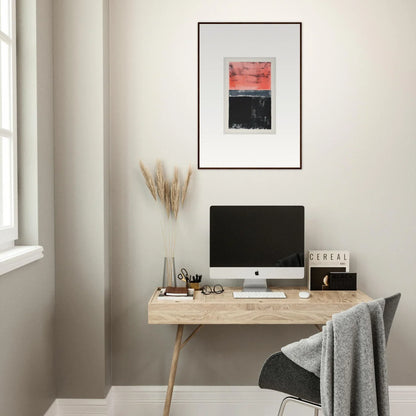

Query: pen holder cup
[[189, 282, 200, 290]]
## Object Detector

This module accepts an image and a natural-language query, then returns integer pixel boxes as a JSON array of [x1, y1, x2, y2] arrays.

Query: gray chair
[[258, 293, 401, 416]]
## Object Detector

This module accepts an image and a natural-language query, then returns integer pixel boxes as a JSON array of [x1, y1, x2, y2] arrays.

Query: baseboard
[[43, 401, 58, 416], [58, 397, 110, 416], [44, 394, 111, 416], [389, 386, 416, 415], [111, 386, 284, 416], [45, 385, 416, 416]]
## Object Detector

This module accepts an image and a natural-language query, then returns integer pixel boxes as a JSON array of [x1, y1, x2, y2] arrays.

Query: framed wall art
[[198, 22, 302, 169]]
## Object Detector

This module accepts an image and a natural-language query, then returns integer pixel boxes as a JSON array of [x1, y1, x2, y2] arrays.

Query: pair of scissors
[[177, 268, 190, 283]]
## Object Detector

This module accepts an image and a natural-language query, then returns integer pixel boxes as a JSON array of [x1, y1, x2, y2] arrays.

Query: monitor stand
[[243, 279, 269, 292]]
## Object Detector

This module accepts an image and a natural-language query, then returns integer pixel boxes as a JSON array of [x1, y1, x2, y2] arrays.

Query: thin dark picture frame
[[198, 22, 302, 170]]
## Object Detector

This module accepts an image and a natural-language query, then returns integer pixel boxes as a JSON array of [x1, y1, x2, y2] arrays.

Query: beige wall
[[110, 0, 416, 385], [54, 0, 111, 398], [0, 0, 56, 415]]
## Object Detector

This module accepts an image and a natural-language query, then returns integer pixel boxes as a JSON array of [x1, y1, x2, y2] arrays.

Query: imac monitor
[[210, 206, 304, 291]]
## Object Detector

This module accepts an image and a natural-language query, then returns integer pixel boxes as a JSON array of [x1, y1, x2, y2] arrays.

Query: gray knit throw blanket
[[282, 299, 389, 416]]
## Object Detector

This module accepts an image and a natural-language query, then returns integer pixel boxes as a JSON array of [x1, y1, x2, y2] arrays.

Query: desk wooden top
[[148, 287, 372, 325]]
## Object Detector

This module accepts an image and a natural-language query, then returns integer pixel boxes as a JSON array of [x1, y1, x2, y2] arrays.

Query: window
[[0, 0, 16, 250], [0, 0, 42, 275]]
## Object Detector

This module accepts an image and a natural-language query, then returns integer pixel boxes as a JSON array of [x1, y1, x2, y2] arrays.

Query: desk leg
[[163, 324, 184, 416]]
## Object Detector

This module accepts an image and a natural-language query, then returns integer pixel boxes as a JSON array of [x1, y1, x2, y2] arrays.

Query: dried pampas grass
[[139, 160, 193, 219], [181, 166, 192, 205], [164, 181, 171, 218], [139, 161, 157, 200], [171, 167, 180, 219], [155, 160, 165, 202], [139, 160, 193, 258]]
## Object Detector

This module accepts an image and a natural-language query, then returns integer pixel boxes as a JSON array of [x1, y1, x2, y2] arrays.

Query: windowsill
[[0, 245, 44, 276]]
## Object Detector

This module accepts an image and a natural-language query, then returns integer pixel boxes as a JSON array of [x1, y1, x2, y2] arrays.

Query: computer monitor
[[210, 206, 304, 291]]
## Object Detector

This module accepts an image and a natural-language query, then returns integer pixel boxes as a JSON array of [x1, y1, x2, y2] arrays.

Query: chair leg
[[277, 396, 321, 416], [277, 397, 291, 416]]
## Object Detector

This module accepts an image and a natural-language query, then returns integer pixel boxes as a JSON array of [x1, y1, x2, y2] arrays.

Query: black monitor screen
[[210, 206, 304, 267]]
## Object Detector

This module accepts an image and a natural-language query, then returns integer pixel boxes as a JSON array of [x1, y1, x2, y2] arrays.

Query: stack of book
[[157, 287, 195, 301]]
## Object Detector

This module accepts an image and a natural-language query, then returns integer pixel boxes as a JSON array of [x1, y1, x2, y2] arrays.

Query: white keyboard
[[233, 291, 286, 299]]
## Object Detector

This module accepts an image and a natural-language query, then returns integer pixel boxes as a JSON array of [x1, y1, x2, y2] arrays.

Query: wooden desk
[[148, 287, 372, 416]]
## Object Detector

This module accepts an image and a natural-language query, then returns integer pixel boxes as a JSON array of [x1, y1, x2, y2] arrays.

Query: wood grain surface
[[148, 287, 372, 325]]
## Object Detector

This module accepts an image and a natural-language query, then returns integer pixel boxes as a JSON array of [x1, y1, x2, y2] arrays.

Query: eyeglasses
[[201, 284, 224, 295]]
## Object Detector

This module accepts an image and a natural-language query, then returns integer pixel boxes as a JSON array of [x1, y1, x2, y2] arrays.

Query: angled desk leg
[[163, 324, 184, 416], [163, 324, 203, 416]]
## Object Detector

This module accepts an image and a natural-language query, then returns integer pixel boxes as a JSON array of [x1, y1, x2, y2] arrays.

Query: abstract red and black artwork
[[198, 22, 301, 169], [226, 59, 274, 133]]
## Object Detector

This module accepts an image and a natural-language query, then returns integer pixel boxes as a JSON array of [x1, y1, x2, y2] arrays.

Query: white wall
[[110, 0, 416, 385]]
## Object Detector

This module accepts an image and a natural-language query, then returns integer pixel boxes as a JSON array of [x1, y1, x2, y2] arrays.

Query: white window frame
[[0, 0, 17, 249], [0, 0, 43, 275]]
